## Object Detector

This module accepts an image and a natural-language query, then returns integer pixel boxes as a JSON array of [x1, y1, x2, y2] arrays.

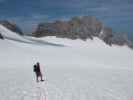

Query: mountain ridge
[[0, 20, 23, 36], [32, 16, 133, 49], [0, 16, 133, 49]]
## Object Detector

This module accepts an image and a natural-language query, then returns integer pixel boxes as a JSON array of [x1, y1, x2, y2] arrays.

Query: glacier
[[0, 24, 133, 100]]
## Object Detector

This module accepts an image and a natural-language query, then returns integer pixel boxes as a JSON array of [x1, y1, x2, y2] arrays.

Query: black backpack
[[33, 64, 37, 72]]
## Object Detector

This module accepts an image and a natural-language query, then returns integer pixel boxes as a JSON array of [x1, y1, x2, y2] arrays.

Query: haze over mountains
[[0, 0, 133, 39]]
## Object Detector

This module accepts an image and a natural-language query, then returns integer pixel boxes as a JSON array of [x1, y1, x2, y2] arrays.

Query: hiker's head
[[37, 62, 40, 65]]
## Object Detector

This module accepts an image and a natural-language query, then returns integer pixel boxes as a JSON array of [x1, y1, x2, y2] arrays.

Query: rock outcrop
[[99, 27, 113, 46], [33, 16, 103, 40], [0, 33, 4, 39], [0, 20, 23, 35], [33, 16, 133, 49]]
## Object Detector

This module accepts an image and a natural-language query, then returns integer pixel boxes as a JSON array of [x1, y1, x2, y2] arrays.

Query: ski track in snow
[[0, 68, 133, 100]]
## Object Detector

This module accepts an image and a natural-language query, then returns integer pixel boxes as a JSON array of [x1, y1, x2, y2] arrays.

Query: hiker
[[33, 62, 44, 82]]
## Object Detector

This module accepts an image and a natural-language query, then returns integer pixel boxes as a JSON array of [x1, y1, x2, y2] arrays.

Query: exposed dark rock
[[0, 20, 23, 35], [111, 33, 129, 46], [0, 33, 4, 39], [127, 41, 133, 49], [99, 27, 113, 46]]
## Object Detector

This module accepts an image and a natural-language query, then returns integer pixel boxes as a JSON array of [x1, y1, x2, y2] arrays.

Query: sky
[[0, 0, 133, 39]]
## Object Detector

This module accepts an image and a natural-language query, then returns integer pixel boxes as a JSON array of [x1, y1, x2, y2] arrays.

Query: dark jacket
[[33, 64, 41, 72]]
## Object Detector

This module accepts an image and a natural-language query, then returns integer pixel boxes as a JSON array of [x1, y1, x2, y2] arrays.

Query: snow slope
[[0, 25, 133, 100], [0, 25, 32, 43]]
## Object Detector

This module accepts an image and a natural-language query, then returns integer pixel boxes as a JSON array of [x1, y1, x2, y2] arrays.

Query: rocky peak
[[0, 20, 23, 35], [33, 16, 103, 40]]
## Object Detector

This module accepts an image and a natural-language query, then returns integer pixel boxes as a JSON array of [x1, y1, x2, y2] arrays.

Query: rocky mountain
[[0, 20, 23, 35], [33, 16, 102, 40], [33, 16, 133, 49], [112, 33, 133, 48]]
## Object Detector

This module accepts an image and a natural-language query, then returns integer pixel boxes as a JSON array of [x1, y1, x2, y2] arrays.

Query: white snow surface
[[0, 24, 133, 100]]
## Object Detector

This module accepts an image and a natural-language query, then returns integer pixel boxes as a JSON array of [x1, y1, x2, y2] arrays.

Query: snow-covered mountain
[[0, 20, 23, 35], [33, 16, 133, 49], [0, 24, 133, 100], [0, 24, 32, 42]]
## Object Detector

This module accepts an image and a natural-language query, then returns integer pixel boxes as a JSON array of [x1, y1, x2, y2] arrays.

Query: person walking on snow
[[33, 62, 44, 82]]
